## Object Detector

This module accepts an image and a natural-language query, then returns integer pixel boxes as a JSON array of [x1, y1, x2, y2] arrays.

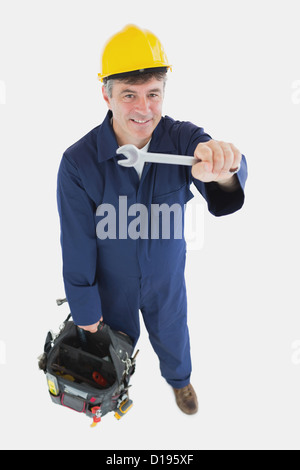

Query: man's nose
[[135, 96, 150, 114]]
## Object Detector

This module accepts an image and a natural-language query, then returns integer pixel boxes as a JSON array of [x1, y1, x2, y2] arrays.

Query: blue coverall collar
[[97, 111, 177, 163]]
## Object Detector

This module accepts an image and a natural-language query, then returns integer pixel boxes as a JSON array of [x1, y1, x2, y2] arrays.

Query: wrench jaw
[[117, 144, 139, 167]]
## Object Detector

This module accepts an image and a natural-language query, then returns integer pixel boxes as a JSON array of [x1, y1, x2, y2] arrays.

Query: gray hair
[[103, 72, 168, 99], [103, 78, 114, 99]]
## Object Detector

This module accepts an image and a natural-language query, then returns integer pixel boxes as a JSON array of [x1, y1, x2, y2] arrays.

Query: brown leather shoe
[[173, 383, 198, 415]]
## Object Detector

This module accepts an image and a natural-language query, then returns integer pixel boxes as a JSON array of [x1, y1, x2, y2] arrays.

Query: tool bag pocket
[[61, 393, 86, 413]]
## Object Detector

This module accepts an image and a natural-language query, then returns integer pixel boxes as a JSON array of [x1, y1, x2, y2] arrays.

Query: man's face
[[102, 77, 164, 148]]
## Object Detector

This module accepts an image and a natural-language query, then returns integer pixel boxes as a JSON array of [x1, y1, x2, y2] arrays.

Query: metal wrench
[[116, 144, 240, 173]]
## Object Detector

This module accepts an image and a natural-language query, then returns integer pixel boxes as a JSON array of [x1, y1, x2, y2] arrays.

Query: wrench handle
[[140, 150, 240, 173], [139, 150, 197, 166]]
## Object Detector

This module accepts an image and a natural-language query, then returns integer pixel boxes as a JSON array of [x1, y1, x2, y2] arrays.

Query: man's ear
[[102, 85, 112, 109]]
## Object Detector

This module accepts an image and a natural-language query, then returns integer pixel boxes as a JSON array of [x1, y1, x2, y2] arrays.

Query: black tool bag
[[38, 306, 138, 426]]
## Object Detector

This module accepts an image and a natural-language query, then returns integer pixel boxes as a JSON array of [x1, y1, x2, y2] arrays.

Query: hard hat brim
[[98, 66, 171, 82]]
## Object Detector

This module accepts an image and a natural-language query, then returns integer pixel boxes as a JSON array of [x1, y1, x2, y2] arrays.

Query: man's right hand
[[78, 317, 103, 333]]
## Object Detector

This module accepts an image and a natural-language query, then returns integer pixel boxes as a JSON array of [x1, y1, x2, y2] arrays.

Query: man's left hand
[[192, 140, 242, 184]]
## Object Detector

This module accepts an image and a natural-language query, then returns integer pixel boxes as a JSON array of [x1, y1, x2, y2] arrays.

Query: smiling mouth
[[130, 119, 152, 125]]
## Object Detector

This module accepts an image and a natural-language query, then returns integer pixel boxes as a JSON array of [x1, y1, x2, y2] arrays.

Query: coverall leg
[[140, 271, 192, 389], [97, 266, 141, 345], [98, 265, 192, 389]]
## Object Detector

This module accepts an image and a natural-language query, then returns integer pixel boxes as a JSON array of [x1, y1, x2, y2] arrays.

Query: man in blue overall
[[57, 24, 247, 415]]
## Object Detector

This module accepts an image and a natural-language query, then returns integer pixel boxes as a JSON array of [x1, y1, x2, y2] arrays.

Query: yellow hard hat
[[98, 24, 172, 82]]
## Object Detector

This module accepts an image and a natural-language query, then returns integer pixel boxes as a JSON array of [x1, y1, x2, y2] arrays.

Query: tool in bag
[[38, 298, 139, 427]]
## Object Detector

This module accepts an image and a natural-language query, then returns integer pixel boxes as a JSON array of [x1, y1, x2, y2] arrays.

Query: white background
[[1, 0, 300, 450]]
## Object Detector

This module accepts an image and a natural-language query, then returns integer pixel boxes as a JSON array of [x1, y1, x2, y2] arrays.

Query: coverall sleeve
[[185, 124, 248, 217], [57, 153, 102, 326]]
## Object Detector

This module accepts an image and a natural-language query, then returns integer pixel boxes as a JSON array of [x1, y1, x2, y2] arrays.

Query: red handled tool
[[90, 406, 101, 428], [92, 371, 107, 387]]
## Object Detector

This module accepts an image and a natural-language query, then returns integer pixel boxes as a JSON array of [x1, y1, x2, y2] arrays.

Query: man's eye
[[125, 94, 134, 99]]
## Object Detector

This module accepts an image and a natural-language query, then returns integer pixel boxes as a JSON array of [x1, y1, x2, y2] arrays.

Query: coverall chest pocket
[[152, 183, 194, 206], [150, 184, 194, 241]]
